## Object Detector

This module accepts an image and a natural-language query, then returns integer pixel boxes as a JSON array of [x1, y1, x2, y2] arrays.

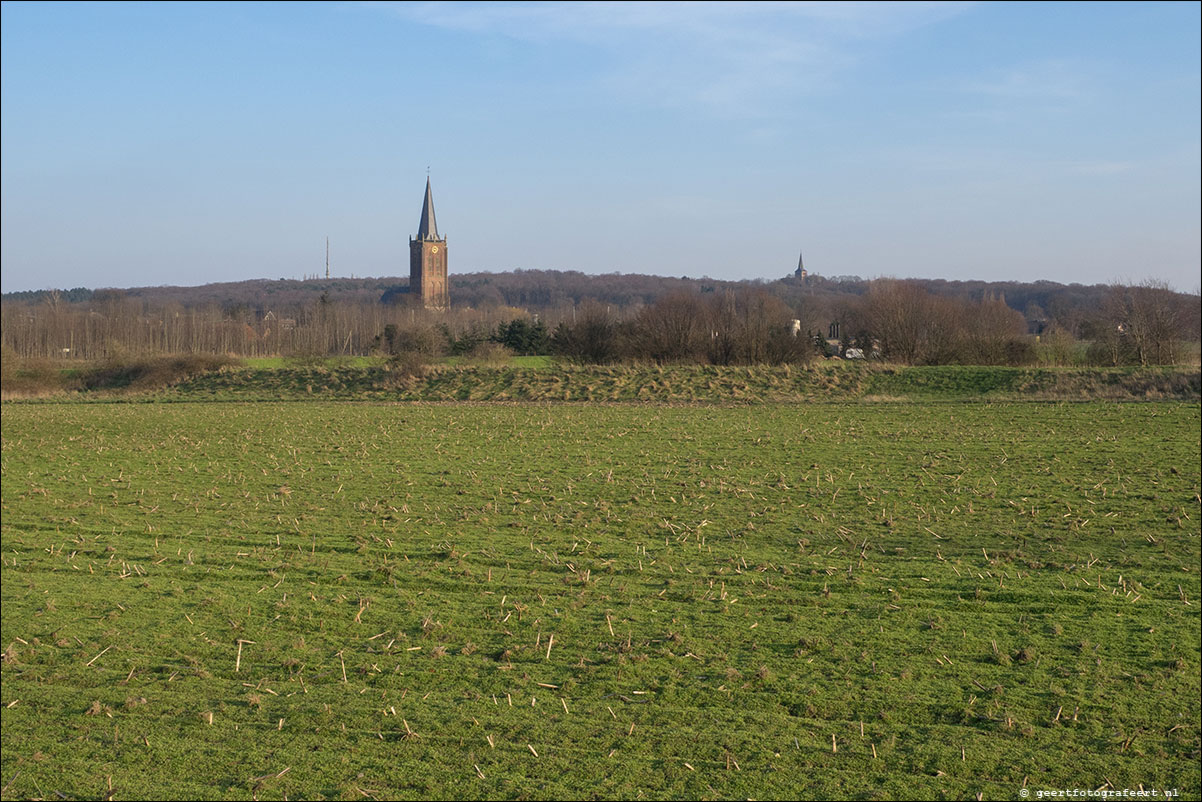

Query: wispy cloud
[[376, 1, 971, 117], [957, 59, 1091, 101], [1066, 160, 1136, 176]]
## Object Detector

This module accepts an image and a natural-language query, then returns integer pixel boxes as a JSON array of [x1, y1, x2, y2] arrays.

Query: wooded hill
[[6, 270, 1195, 330]]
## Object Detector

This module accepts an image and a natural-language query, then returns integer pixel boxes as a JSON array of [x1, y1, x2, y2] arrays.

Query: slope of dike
[[126, 362, 1202, 403]]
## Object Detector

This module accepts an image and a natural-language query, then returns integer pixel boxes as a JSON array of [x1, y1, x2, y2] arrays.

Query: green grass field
[[2, 401, 1199, 800]]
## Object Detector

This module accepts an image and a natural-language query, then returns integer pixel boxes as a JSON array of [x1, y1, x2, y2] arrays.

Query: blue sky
[[2, 1, 1199, 293]]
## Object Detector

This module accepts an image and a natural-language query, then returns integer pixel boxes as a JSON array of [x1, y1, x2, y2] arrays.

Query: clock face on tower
[[431, 246, 439, 253]]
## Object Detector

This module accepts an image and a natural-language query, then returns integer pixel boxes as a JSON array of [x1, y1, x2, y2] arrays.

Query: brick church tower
[[409, 178, 448, 311]]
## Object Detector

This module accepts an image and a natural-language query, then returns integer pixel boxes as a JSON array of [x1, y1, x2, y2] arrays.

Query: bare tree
[[863, 280, 934, 364], [628, 291, 707, 363], [1124, 281, 1184, 365], [1094, 281, 1185, 365], [737, 290, 780, 364], [737, 290, 811, 365], [962, 294, 1030, 364], [705, 290, 739, 365]]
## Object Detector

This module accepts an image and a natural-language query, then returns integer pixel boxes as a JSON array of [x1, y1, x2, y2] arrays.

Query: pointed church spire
[[416, 177, 439, 241]]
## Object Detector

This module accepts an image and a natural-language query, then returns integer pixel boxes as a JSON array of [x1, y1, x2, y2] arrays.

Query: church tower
[[409, 178, 448, 311], [794, 250, 808, 281]]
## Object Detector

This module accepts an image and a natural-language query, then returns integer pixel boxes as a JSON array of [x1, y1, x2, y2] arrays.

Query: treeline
[[2, 273, 1197, 366], [0, 290, 533, 361], [549, 291, 812, 365], [836, 279, 1193, 366], [373, 289, 818, 366], [4, 270, 1173, 329], [374, 281, 1194, 368]]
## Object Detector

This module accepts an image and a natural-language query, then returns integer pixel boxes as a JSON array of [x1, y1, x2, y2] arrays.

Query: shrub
[[379, 324, 448, 359], [1036, 327, 1083, 366], [79, 353, 238, 391], [386, 350, 430, 383], [551, 304, 619, 364], [0, 348, 73, 396], [460, 341, 513, 366], [492, 318, 550, 355]]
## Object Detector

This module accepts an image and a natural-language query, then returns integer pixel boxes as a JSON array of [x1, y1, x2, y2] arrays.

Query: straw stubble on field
[[1, 402, 1199, 800]]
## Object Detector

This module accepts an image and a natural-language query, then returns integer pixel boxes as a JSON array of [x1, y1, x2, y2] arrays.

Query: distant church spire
[[417, 177, 439, 241], [409, 176, 448, 311], [795, 250, 808, 280]]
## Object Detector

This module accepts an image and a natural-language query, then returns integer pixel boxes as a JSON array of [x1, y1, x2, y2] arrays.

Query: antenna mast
[[325, 236, 330, 280]]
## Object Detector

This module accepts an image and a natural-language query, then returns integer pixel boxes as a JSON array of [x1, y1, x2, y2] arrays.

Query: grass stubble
[[0, 401, 1198, 799]]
